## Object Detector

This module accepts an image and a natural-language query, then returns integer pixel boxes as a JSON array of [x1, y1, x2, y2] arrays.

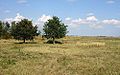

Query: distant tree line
[[0, 16, 68, 44]]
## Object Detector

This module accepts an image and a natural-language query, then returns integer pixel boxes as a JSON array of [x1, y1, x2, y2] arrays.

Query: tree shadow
[[14, 42, 37, 44], [44, 40, 63, 44]]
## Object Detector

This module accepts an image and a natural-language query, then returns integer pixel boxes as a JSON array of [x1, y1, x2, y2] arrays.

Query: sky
[[0, 0, 120, 36]]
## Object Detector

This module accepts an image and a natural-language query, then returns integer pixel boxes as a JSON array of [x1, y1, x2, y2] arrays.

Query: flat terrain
[[0, 36, 120, 75]]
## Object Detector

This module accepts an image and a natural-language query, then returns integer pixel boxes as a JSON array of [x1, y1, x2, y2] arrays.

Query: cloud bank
[[4, 13, 120, 30]]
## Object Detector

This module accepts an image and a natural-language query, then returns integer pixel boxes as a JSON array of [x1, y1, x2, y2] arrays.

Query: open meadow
[[0, 36, 120, 75]]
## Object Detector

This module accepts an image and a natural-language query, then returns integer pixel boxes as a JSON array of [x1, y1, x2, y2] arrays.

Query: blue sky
[[0, 0, 120, 36]]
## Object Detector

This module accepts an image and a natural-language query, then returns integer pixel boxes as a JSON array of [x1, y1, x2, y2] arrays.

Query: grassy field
[[0, 36, 120, 75]]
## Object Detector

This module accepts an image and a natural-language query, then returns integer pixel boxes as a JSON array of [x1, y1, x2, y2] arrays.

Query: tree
[[0, 21, 3, 38], [2, 22, 11, 39], [43, 16, 68, 44], [11, 19, 38, 43]]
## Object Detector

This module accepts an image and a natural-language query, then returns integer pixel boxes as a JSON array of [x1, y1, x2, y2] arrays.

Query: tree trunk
[[23, 38, 25, 43], [53, 37, 55, 44]]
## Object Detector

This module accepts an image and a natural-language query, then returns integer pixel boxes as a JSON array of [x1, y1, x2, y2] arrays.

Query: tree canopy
[[43, 16, 68, 44], [0, 21, 11, 39], [11, 19, 38, 43], [0, 21, 3, 37]]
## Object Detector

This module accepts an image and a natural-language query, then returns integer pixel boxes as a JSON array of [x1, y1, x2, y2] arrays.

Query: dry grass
[[0, 36, 120, 75]]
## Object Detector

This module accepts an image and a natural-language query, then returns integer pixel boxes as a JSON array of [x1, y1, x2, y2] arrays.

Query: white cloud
[[86, 16, 98, 21], [102, 19, 120, 25], [38, 14, 52, 22], [107, 0, 115, 4], [64, 15, 120, 29], [64, 16, 98, 28], [17, 0, 27, 4], [14, 13, 25, 22], [4, 14, 51, 31], [91, 19, 120, 28], [4, 13, 26, 23], [65, 17, 71, 21], [3, 14, 120, 30], [64, 18, 84, 27], [35, 15, 52, 31]]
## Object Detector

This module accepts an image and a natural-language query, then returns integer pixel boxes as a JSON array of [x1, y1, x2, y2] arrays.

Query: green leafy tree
[[2, 22, 11, 39], [0, 21, 3, 38], [43, 16, 68, 44], [11, 19, 38, 43], [0, 21, 11, 39]]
